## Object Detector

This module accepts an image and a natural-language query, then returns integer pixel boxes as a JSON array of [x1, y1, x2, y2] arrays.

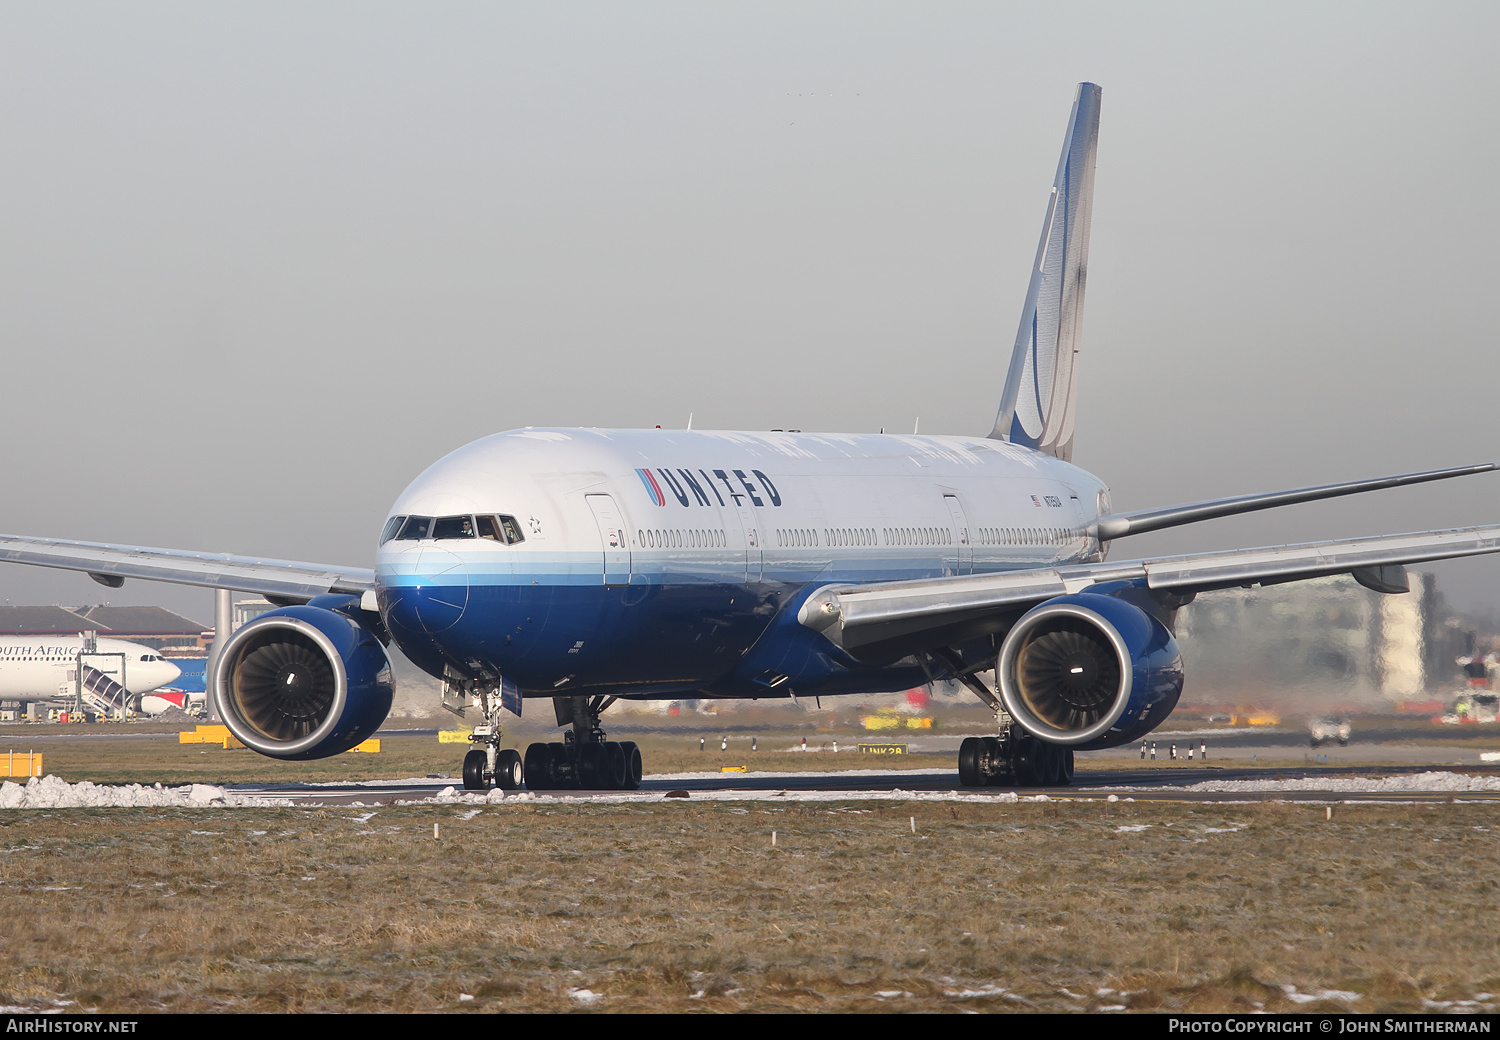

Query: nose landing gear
[[445, 673, 525, 792]]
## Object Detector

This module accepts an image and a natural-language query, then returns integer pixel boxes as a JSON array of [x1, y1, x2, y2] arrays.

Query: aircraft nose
[[163, 661, 182, 684]]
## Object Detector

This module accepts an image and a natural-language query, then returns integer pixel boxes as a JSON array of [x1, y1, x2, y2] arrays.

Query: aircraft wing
[[0, 533, 375, 603], [1092, 463, 1496, 540], [798, 525, 1500, 656]]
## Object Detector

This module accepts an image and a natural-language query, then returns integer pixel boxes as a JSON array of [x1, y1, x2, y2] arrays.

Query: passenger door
[[586, 494, 631, 586], [943, 495, 973, 575]]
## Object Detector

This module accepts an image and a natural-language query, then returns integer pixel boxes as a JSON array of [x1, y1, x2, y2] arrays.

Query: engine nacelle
[[996, 592, 1183, 750], [214, 603, 394, 760]]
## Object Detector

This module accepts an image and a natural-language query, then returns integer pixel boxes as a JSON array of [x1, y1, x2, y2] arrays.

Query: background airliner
[[1, 83, 1497, 790], [0, 636, 180, 716]]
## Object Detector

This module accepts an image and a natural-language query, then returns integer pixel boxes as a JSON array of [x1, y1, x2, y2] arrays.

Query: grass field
[[0, 800, 1496, 1013]]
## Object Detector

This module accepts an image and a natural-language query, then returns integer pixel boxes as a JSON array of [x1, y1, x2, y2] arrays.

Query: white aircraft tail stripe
[[990, 82, 1102, 463]]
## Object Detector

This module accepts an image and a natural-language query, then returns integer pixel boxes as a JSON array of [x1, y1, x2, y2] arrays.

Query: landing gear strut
[[444, 674, 524, 792], [524, 695, 642, 791]]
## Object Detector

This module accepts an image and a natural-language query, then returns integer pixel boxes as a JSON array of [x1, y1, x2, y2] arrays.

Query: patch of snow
[[567, 988, 602, 1005], [1179, 771, 1500, 794], [1280, 984, 1359, 1005], [0, 775, 291, 809], [943, 985, 1011, 999]]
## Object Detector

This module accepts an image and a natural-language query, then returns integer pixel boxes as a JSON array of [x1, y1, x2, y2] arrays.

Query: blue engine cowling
[[213, 601, 394, 760], [996, 590, 1183, 751]]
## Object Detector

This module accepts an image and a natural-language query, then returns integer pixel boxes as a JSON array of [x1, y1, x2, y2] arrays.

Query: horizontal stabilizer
[[1093, 463, 1497, 541]]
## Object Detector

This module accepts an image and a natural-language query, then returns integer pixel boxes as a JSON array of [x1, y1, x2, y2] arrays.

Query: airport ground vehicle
[[1, 84, 1497, 788], [1308, 716, 1352, 747]]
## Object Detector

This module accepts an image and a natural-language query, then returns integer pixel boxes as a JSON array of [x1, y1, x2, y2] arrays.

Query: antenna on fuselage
[[687, 412, 693, 430]]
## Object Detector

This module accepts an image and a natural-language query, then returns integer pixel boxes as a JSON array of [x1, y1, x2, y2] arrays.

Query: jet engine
[[996, 591, 1183, 750], [214, 602, 394, 760]]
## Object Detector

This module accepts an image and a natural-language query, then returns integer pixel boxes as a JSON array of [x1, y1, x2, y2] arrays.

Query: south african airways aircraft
[[3, 83, 1498, 790]]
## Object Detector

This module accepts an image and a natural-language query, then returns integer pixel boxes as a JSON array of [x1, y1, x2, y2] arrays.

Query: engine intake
[[215, 604, 394, 760], [997, 592, 1183, 750]]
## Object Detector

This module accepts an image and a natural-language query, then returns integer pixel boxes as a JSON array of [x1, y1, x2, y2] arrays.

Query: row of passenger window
[[380, 514, 526, 545], [976, 526, 1078, 546], [772, 525, 1080, 549], [638, 528, 725, 550]]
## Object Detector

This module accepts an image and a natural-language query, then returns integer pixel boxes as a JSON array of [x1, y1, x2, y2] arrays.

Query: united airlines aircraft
[[2, 83, 1497, 790]]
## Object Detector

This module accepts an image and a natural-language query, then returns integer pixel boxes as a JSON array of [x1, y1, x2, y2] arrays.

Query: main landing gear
[[524, 695, 642, 792], [935, 650, 1073, 789], [958, 730, 1073, 788]]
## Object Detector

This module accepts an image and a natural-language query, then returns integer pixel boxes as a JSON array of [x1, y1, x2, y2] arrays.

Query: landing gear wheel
[[495, 748, 524, 790], [1040, 743, 1068, 786], [981, 736, 1004, 785], [958, 736, 985, 787], [547, 742, 574, 788], [619, 741, 643, 790], [462, 749, 488, 791], [578, 741, 607, 789], [1058, 747, 1074, 786], [603, 741, 628, 790], [1013, 736, 1048, 787], [524, 742, 553, 790]]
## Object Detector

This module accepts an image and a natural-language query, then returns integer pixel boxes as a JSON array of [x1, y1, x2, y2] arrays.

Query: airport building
[[1173, 572, 1462, 707], [0, 605, 211, 652]]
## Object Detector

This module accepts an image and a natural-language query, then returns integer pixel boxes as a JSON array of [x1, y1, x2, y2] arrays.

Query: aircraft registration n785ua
[[3, 83, 1497, 790]]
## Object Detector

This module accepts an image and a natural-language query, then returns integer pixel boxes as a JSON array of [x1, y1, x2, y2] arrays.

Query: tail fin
[[989, 82, 1102, 462]]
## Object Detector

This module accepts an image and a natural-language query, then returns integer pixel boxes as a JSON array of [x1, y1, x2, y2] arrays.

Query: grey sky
[[1, 2, 1496, 624]]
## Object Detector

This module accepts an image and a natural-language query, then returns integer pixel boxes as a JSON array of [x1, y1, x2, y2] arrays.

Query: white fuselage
[[0, 637, 181, 704], [373, 428, 1112, 698]]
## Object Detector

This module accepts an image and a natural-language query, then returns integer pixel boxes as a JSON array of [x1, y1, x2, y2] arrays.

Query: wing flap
[[0, 533, 375, 600], [1142, 527, 1500, 591], [801, 525, 1500, 654]]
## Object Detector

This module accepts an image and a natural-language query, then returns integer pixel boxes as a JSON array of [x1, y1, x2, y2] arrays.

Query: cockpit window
[[473, 514, 525, 545], [396, 515, 433, 540], [433, 515, 476, 540], [475, 516, 503, 542], [380, 516, 406, 544]]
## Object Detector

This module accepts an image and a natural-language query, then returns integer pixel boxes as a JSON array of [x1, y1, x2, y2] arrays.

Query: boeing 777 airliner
[[2, 83, 1497, 790]]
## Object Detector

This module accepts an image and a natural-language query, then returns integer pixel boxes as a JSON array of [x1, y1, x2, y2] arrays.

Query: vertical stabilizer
[[989, 83, 1101, 462]]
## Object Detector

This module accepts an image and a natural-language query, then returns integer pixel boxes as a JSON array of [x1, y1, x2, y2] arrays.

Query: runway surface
[[224, 761, 1500, 806]]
